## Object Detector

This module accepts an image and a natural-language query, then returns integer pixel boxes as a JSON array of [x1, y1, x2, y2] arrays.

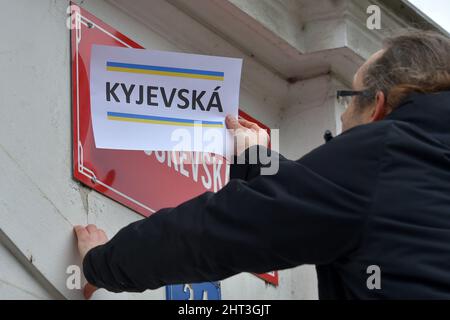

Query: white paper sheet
[[89, 45, 242, 159]]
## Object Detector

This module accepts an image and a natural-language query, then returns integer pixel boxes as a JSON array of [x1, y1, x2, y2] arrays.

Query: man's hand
[[74, 224, 108, 261], [74, 224, 108, 299], [225, 115, 270, 156]]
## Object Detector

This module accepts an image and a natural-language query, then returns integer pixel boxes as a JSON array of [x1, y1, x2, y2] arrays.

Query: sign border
[[71, 5, 156, 215]]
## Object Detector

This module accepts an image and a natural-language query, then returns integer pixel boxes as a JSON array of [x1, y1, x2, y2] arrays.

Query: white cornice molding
[[107, 0, 290, 110], [106, 0, 443, 112]]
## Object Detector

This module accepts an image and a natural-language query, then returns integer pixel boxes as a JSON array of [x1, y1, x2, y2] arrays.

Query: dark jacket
[[83, 91, 450, 299]]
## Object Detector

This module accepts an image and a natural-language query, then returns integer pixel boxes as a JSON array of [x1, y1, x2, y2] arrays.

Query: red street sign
[[70, 3, 278, 286], [70, 4, 229, 216], [255, 271, 279, 286]]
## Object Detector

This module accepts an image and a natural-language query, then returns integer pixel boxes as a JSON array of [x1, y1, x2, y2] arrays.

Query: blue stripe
[[107, 112, 223, 125], [106, 62, 224, 77]]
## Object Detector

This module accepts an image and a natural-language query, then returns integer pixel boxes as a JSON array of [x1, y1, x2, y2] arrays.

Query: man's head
[[341, 30, 450, 132]]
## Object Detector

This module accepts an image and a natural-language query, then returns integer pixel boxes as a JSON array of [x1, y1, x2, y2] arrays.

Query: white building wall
[[0, 0, 431, 299], [0, 243, 54, 300]]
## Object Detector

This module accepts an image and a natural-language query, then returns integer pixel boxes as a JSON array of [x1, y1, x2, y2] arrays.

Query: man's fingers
[[83, 283, 98, 300], [86, 224, 98, 234], [226, 114, 270, 155], [225, 115, 242, 130], [238, 118, 260, 131], [99, 229, 108, 238], [73, 226, 88, 240], [226, 115, 260, 131]]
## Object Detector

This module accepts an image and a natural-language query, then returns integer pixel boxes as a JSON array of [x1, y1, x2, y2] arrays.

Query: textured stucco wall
[[0, 243, 54, 299]]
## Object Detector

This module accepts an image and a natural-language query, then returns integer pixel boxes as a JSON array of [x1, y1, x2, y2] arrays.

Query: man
[[75, 30, 450, 299]]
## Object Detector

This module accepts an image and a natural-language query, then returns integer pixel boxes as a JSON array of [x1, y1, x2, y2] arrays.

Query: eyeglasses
[[336, 90, 373, 108]]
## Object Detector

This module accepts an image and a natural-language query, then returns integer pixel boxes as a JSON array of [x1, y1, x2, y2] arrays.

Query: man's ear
[[370, 91, 387, 122]]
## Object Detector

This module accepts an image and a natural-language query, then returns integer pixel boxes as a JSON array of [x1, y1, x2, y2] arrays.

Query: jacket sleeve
[[229, 145, 289, 181], [83, 125, 387, 293]]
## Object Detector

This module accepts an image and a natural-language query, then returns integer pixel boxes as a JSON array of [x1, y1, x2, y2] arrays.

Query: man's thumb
[[225, 115, 240, 129], [84, 283, 98, 300]]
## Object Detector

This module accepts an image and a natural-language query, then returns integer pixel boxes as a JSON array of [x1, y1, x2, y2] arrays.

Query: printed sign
[[90, 45, 242, 158], [166, 282, 221, 300]]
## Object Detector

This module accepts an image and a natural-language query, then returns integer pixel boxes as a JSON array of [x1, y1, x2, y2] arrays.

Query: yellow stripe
[[106, 67, 224, 81], [107, 116, 224, 128]]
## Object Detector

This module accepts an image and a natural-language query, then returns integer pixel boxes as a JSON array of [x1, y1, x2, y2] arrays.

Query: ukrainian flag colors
[[106, 62, 224, 81], [107, 112, 224, 128]]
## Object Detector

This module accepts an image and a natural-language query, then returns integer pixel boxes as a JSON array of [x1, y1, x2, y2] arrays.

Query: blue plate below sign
[[166, 282, 221, 300]]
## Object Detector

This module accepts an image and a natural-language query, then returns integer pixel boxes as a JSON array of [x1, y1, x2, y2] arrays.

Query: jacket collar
[[385, 90, 450, 145]]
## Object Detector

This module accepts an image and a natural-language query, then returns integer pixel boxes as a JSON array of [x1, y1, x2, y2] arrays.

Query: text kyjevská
[[106, 82, 223, 112]]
